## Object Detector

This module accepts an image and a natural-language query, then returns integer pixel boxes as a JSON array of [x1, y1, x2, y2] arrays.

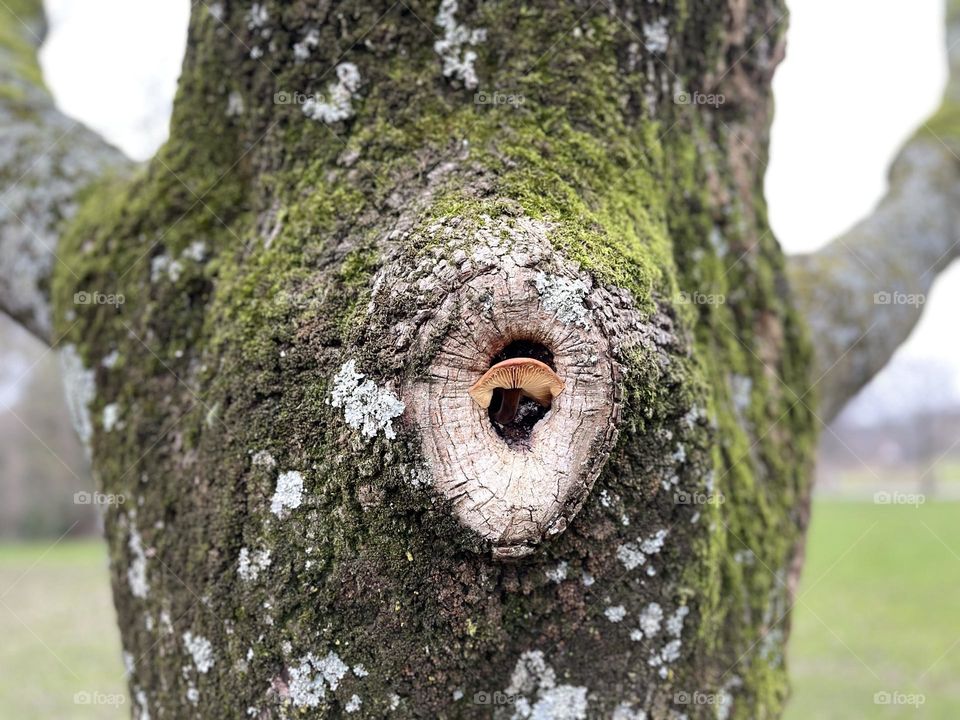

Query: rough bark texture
[[17, 0, 953, 717]]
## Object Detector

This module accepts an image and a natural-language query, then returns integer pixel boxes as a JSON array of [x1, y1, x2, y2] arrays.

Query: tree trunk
[[3, 0, 957, 717]]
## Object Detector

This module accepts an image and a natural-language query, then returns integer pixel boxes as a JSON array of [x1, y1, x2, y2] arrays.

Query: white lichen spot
[[60, 344, 95, 451], [612, 703, 647, 720], [433, 0, 486, 90], [672, 444, 686, 465], [237, 547, 272, 582], [352, 664, 368, 677], [226, 91, 245, 117], [639, 603, 663, 637], [730, 374, 753, 415], [103, 402, 121, 433], [135, 688, 151, 720], [186, 686, 200, 705], [293, 28, 320, 61], [641, 529, 668, 555], [666, 606, 689, 637], [642, 18, 670, 54], [207, 2, 224, 22], [534, 272, 590, 327], [545, 561, 568, 584], [270, 471, 304, 517], [630, 628, 644, 642], [581, 572, 595, 587], [616, 542, 646, 570], [389, 693, 401, 710], [150, 254, 183, 283], [123, 651, 135, 677], [345, 694, 362, 713], [288, 652, 350, 707], [661, 639, 681, 663], [247, 3, 269, 33], [328, 360, 405, 439], [102, 350, 120, 368], [506, 650, 588, 720], [127, 522, 149, 599], [717, 689, 734, 720], [183, 632, 215, 673], [183, 241, 208, 263], [303, 63, 362, 124], [251, 450, 276, 469], [604, 605, 627, 623]]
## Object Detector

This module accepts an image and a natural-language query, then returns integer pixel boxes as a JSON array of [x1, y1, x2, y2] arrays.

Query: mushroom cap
[[468, 357, 565, 409]]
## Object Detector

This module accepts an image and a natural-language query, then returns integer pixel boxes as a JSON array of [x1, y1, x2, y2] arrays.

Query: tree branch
[[787, 1, 960, 421], [0, 0, 131, 343]]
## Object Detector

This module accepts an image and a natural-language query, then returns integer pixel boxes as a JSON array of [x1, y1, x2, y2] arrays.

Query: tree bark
[[1, 0, 956, 718]]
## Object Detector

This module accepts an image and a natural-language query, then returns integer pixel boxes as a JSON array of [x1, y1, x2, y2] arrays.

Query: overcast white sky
[[35, 0, 960, 412]]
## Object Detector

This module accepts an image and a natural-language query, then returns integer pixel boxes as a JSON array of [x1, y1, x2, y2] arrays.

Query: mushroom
[[468, 357, 565, 424]]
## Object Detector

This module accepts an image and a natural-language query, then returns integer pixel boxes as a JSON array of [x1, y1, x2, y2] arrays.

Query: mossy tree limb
[[0, 0, 131, 342], [787, 0, 960, 421]]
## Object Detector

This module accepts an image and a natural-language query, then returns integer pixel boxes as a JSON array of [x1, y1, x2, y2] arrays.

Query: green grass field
[[0, 540, 125, 719], [784, 500, 960, 719], [1, 501, 958, 718]]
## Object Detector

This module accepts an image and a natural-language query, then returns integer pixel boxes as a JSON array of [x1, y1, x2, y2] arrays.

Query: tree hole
[[487, 340, 556, 448]]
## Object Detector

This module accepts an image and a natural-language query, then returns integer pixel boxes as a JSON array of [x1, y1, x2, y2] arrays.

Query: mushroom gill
[[468, 357, 565, 424]]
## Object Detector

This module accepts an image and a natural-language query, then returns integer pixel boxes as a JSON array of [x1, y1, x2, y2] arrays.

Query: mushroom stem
[[491, 388, 522, 424]]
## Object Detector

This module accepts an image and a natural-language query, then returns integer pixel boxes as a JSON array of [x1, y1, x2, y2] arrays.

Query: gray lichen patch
[[102, 402, 121, 432], [237, 547, 272, 582], [182, 632, 215, 673], [506, 650, 589, 719], [617, 529, 668, 571], [642, 18, 670, 54], [604, 605, 627, 623], [303, 63, 362, 124], [127, 519, 149, 599], [270, 471, 304, 517], [59, 343, 96, 451], [150, 254, 184, 283], [328, 359, 404, 439], [433, 0, 486, 89], [534, 272, 590, 327], [287, 651, 350, 708]]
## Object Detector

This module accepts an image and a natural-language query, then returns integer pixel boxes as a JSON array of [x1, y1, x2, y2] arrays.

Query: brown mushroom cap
[[468, 357, 565, 409]]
